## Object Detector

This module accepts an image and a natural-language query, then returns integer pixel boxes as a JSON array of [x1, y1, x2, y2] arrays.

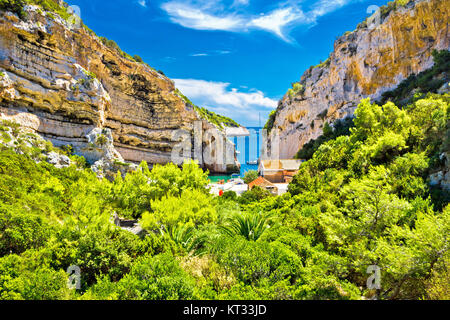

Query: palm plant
[[220, 212, 269, 241], [166, 224, 207, 256]]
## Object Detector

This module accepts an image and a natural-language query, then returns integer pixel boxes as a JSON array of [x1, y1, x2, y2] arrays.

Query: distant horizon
[[69, 0, 389, 126]]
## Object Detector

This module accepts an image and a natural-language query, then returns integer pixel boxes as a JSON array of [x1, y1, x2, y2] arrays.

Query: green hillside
[[0, 92, 448, 300]]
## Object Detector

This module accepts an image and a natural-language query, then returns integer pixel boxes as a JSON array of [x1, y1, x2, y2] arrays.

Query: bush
[[212, 236, 302, 286], [243, 170, 259, 184], [264, 109, 279, 133], [0, 0, 27, 18], [221, 190, 237, 201], [287, 82, 305, 98], [238, 186, 272, 205], [133, 55, 143, 63], [296, 117, 354, 160], [95, 134, 107, 146], [84, 253, 196, 300], [0, 206, 53, 255], [141, 189, 217, 231]]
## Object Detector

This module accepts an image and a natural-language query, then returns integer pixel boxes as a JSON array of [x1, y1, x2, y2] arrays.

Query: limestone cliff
[[0, 4, 239, 173], [269, 0, 449, 159]]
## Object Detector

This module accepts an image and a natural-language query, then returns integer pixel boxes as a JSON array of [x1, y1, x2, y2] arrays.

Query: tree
[[239, 186, 272, 205], [133, 55, 143, 63], [243, 170, 259, 184], [141, 189, 217, 232]]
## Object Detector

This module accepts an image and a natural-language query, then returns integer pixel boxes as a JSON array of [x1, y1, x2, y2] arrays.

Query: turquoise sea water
[[208, 128, 261, 181]]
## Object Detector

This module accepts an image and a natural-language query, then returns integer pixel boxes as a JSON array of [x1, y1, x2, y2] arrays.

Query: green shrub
[[296, 117, 354, 160], [142, 189, 217, 231], [83, 253, 196, 300], [243, 170, 259, 184], [221, 190, 237, 201], [0, 0, 27, 18], [133, 55, 143, 63], [238, 186, 272, 205], [0, 206, 53, 255], [95, 134, 107, 146], [264, 110, 277, 133]]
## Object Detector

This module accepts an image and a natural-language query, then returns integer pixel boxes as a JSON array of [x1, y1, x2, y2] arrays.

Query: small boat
[[246, 160, 258, 165]]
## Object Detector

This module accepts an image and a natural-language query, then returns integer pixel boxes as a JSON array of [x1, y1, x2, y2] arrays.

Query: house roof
[[248, 176, 277, 189]]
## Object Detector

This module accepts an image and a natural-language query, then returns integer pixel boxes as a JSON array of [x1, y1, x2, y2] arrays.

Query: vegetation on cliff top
[[264, 82, 304, 133], [356, 0, 414, 30], [175, 89, 240, 129]]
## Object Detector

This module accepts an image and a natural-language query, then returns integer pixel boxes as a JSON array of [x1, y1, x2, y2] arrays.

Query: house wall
[[263, 172, 284, 183]]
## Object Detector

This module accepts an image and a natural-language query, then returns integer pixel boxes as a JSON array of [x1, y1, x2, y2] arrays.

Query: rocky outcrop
[[430, 152, 450, 191], [46, 151, 71, 169], [0, 4, 239, 173], [269, 0, 449, 159]]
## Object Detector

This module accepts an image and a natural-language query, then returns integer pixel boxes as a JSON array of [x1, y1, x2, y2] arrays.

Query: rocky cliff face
[[0, 4, 238, 173], [269, 0, 449, 159]]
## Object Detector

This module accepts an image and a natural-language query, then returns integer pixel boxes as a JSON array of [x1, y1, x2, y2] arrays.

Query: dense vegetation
[[0, 0, 72, 19], [243, 170, 259, 184], [0, 92, 448, 300], [0, 0, 448, 301], [295, 118, 354, 160]]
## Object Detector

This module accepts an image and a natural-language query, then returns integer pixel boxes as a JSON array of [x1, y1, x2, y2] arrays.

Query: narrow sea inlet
[[208, 127, 262, 181]]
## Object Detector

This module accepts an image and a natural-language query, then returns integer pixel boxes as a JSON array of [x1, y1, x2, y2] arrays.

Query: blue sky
[[68, 0, 388, 126]]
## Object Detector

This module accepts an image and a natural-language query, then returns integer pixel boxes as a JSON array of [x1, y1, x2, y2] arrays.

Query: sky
[[68, 0, 388, 127]]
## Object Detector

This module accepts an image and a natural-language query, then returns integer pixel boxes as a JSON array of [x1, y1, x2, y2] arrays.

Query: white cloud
[[189, 50, 231, 57], [250, 8, 305, 41], [311, 0, 350, 17], [138, 0, 147, 8], [160, 0, 354, 42], [161, 56, 177, 62], [162, 2, 243, 31], [173, 78, 277, 124]]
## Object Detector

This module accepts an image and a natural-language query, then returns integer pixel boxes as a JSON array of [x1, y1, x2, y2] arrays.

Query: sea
[[208, 127, 262, 182]]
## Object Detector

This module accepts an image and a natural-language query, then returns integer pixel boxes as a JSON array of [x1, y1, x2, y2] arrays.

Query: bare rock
[[46, 151, 72, 168], [0, 5, 238, 173], [269, 0, 450, 159]]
